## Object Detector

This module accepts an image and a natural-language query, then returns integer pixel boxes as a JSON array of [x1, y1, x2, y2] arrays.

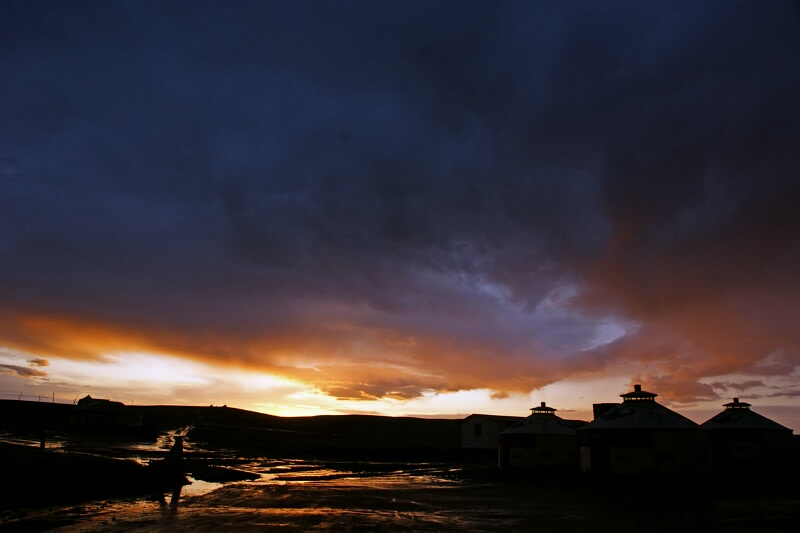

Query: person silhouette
[[152, 436, 187, 504]]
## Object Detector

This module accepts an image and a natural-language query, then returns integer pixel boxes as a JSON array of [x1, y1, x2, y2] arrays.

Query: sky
[[2, 1, 800, 428]]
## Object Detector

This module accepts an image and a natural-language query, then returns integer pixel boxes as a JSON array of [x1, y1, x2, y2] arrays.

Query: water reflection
[[2, 453, 497, 532], [0, 431, 66, 450], [181, 477, 224, 498]]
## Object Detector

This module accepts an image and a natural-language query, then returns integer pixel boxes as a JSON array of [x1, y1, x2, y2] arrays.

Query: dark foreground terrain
[[0, 442, 159, 508], [3, 455, 800, 532], [2, 400, 800, 531]]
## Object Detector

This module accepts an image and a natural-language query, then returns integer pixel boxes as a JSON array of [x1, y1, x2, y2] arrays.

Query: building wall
[[580, 429, 712, 475], [499, 434, 578, 470], [461, 417, 517, 449], [707, 429, 794, 471]]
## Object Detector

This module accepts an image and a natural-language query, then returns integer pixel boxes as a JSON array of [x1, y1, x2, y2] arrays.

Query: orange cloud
[[0, 364, 47, 378], [0, 301, 614, 403]]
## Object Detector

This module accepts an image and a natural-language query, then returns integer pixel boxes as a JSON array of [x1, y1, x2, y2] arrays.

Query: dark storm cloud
[[1, 1, 799, 400]]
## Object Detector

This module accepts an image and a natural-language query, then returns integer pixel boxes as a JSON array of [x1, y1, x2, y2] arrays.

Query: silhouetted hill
[[187, 411, 463, 459], [131, 404, 282, 431], [0, 400, 281, 435], [0, 400, 76, 432], [0, 400, 464, 460]]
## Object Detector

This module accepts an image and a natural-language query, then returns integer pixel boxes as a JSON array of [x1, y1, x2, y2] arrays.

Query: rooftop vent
[[620, 383, 658, 402], [530, 401, 557, 415], [723, 397, 751, 410]]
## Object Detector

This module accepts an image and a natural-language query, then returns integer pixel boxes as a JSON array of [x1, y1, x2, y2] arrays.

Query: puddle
[[182, 477, 224, 498]]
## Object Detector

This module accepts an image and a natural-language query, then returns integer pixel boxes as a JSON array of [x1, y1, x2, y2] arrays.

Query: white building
[[461, 413, 522, 449]]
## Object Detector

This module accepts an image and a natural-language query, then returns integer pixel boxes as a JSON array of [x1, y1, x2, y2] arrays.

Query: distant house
[[461, 414, 522, 449], [701, 397, 794, 472], [76, 394, 124, 410], [578, 384, 712, 475], [71, 395, 143, 431], [498, 402, 586, 470]]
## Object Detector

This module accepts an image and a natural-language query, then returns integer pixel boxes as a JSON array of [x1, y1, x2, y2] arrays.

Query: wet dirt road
[[4, 459, 799, 532]]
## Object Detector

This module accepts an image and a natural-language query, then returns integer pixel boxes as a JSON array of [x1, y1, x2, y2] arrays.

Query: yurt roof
[[501, 402, 579, 435], [581, 386, 699, 430], [701, 398, 792, 432]]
